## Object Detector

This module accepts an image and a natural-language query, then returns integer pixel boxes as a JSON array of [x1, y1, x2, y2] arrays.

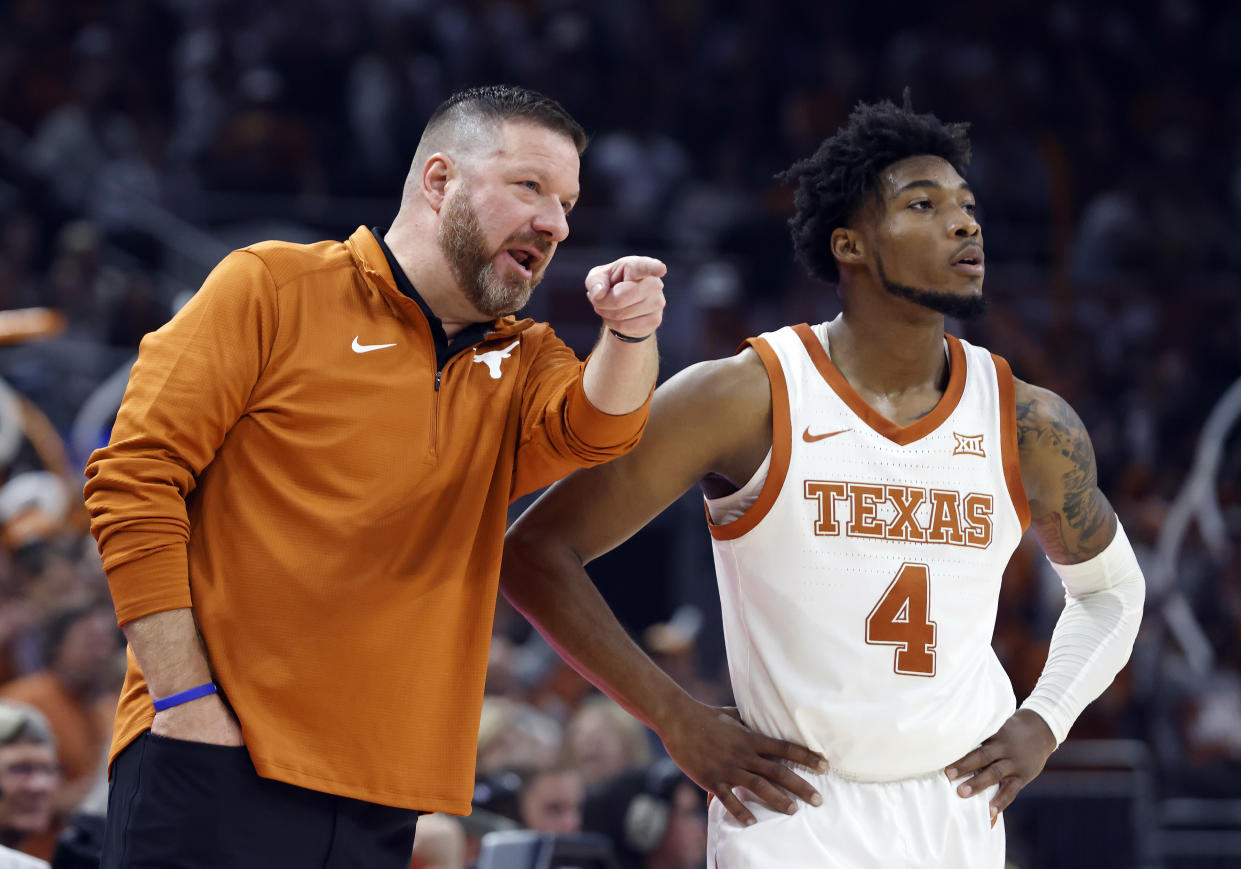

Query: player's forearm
[[501, 530, 692, 732], [121, 607, 215, 699], [1020, 523, 1145, 743], [580, 329, 659, 415]]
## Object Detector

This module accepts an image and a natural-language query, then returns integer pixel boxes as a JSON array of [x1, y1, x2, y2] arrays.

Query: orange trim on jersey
[[707, 337, 791, 541], [792, 324, 967, 446], [991, 353, 1031, 533]]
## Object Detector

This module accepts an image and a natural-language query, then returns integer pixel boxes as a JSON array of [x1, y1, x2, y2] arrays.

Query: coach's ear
[[831, 227, 865, 267], [422, 154, 453, 211]]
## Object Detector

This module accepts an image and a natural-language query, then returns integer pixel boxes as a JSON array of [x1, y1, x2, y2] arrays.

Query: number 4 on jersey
[[865, 562, 937, 677]]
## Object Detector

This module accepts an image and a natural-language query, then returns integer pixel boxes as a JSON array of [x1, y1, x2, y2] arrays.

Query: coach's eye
[[909, 199, 931, 211]]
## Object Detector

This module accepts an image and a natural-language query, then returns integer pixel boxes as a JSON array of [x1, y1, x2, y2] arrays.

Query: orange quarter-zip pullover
[[84, 226, 649, 814]]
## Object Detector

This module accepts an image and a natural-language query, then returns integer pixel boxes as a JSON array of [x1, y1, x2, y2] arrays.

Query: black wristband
[[609, 329, 653, 344]]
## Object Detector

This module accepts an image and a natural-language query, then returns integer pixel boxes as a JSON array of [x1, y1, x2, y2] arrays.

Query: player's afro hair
[[778, 94, 972, 284]]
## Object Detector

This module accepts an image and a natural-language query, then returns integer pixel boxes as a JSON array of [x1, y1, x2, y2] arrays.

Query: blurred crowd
[[0, 0, 1238, 866]]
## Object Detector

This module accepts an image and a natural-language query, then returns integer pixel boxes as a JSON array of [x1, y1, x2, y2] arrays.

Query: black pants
[[101, 732, 420, 869]]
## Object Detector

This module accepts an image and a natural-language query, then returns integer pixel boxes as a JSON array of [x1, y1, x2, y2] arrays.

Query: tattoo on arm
[[1030, 511, 1071, 563], [1016, 390, 1116, 562]]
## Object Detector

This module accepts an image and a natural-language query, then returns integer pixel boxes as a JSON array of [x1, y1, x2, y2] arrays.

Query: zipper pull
[[434, 370, 442, 391]]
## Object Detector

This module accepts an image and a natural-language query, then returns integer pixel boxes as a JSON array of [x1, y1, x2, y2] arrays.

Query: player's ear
[[831, 227, 865, 266]]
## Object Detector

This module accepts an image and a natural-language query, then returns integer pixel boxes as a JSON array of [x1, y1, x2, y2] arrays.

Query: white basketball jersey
[[706, 323, 1030, 781]]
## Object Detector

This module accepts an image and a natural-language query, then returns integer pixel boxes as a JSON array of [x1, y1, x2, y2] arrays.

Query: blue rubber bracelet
[[152, 682, 218, 712]]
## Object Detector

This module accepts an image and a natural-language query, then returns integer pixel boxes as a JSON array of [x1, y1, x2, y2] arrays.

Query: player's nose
[[950, 205, 980, 238]]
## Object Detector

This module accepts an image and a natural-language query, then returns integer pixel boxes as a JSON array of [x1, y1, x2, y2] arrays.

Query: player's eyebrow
[[891, 180, 972, 197]]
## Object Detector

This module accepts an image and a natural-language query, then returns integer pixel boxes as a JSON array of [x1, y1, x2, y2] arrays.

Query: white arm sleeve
[[1018, 522, 1145, 744]]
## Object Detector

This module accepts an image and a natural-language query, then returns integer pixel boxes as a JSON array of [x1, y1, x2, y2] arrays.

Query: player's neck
[[825, 307, 949, 400]]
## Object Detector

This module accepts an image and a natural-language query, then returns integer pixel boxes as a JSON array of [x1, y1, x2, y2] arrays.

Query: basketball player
[[502, 98, 1145, 867]]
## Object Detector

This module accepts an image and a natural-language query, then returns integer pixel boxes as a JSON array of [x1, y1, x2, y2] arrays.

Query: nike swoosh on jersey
[[802, 427, 851, 443], [352, 337, 397, 354]]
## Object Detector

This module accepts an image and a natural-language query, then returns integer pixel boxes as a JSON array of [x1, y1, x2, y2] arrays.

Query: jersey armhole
[[706, 336, 792, 540], [991, 353, 1031, 533]]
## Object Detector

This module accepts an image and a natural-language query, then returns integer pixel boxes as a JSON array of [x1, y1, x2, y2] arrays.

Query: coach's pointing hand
[[585, 256, 667, 341], [658, 698, 827, 826]]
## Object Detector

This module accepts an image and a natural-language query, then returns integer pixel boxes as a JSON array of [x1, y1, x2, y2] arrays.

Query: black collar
[[372, 227, 491, 370]]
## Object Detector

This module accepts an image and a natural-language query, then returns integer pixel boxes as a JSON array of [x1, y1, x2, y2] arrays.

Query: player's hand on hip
[[152, 693, 245, 747], [584, 256, 666, 340], [659, 702, 827, 827], [944, 709, 1057, 820]]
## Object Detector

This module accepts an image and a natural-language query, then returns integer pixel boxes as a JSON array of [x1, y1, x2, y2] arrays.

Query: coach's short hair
[[414, 84, 588, 168], [778, 95, 972, 283]]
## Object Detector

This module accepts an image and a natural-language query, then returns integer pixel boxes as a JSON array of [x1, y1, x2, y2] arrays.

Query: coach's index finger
[[618, 256, 667, 283], [586, 256, 667, 303]]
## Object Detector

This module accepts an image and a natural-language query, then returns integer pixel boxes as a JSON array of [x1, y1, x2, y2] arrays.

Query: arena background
[[0, 1, 1238, 867]]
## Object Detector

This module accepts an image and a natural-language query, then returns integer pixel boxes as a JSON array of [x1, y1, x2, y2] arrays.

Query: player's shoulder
[[641, 345, 772, 468], [658, 344, 770, 416], [1011, 377, 1096, 480], [704, 342, 769, 389], [1013, 378, 1080, 440]]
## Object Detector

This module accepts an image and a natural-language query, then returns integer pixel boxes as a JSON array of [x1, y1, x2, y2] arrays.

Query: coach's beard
[[876, 254, 988, 321], [438, 186, 539, 318]]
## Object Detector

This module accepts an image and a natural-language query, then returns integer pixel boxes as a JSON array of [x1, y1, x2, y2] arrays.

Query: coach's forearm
[[121, 607, 216, 698], [580, 329, 659, 415], [501, 531, 691, 731]]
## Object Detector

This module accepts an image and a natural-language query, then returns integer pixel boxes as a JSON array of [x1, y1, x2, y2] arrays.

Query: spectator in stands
[[565, 695, 653, 788], [0, 600, 120, 859], [476, 697, 564, 778], [581, 759, 706, 869], [0, 700, 58, 866], [515, 764, 584, 835], [469, 763, 583, 838], [23, 26, 138, 215]]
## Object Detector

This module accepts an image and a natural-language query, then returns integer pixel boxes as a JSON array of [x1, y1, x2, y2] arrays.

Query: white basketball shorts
[[708, 768, 1005, 868]]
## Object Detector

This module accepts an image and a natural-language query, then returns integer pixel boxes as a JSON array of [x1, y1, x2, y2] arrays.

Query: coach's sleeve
[[509, 326, 650, 501], [84, 250, 279, 625]]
